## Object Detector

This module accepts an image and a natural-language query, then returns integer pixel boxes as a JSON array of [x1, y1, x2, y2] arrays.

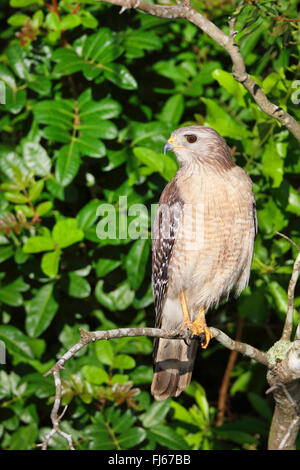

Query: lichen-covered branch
[[95, 0, 300, 142]]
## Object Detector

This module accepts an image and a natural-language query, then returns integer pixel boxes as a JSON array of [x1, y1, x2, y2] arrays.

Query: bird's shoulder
[[158, 176, 183, 208]]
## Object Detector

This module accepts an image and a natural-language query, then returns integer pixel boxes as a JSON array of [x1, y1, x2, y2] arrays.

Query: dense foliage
[[0, 0, 299, 450]]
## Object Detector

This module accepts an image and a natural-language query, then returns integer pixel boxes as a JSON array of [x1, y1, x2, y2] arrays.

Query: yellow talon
[[179, 295, 213, 349]]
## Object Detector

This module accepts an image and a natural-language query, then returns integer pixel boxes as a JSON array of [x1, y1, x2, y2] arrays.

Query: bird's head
[[164, 126, 235, 171]]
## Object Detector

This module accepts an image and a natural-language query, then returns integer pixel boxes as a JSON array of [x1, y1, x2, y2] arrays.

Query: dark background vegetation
[[0, 0, 299, 450]]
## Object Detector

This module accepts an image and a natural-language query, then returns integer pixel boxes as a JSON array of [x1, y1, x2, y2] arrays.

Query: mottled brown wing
[[151, 178, 183, 329]]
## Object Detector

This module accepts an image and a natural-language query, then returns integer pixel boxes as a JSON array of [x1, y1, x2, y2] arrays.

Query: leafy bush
[[0, 0, 299, 450]]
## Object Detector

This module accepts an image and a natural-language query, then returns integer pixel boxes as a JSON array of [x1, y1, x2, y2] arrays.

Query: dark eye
[[185, 134, 197, 144]]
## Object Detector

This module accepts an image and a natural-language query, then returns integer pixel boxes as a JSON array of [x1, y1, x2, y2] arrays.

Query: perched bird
[[151, 126, 257, 401]]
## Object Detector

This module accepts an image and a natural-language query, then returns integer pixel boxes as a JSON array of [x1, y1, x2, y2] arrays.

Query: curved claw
[[181, 320, 213, 349]]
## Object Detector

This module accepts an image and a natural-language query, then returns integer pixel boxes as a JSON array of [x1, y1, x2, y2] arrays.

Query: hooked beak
[[163, 136, 184, 155], [164, 137, 175, 155], [164, 142, 174, 155]]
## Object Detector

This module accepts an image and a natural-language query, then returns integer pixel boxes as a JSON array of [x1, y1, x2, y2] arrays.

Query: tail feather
[[151, 337, 198, 401]]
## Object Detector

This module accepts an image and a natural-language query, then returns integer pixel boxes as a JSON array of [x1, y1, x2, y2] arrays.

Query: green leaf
[[215, 429, 258, 445], [82, 28, 123, 64], [36, 201, 52, 216], [6, 43, 31, 81], [125, 239, 150, 290], [257, 198, 288, 235], [52, 218, 84, 248], [15, 204, 34, 217], [75, 136, 106, 158], [141, 399, 171, 428], [230, 371, 252, 396], [25, 283, 59, 337], [212, 69, 247, 107], [55, 144, 81, 187], [67, 272, 91, 298], [77, 200, 102, 230], [9, 423, 38, 450], [10, 0, 43, 7], [202, 98, 250, 139], [113, 354, 135, 369], [0, 246, 14, 263], [160, 94, 184, 125], [87, 410, 146, 450], [131, 121, 170, 151], [130, 365, 153, 384], [82, 365, 109, 384], [170, 401, 194, 425], [262, 139, 284, 188], [147, 425, 188, 450], [133, 147, 164, 174], [41, 250, 61, 277], [247, 392, 272, 421], [34, 99, 74, 130], [79, 93, 122, 120], [195, 383, 210, 420], [0, 325, 34, 359], [28, 180, 44, 201], [95, 280, 134, 311], [262, 72, 281, 94], [286, 185, 300, 215], [78, 119, 118, 140], [60, 13, 81, 30], [268, 281, 288, 317], [4, 192, 27, 203], [94, 258, 121, 277], [23, 142, 51, 177], [95, 340, 114, 366], [0, 277, 28, 306], [118, 427, 146, 449], [0, 284, 22, 306], [124, 30, 162, 58], [0, 64, 26, 114], [103, 63, 137, 90], [23, 236, 55, 253]]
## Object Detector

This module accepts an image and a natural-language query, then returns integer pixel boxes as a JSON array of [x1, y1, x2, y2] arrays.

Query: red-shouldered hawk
[[151, 126, 257, 401]]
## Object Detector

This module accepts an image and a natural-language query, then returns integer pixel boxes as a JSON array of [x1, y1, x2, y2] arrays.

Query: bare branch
[[40, 324, 271, 449], [95, 0, 300, 141], [279, 242, 300, 341], [40, 369, 75, 450]]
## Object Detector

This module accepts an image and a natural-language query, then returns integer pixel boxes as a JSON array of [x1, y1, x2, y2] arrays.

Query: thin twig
[[266, 382, 300, 414], [276, 232, 300, 252], [274, 233, 300, 341]]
